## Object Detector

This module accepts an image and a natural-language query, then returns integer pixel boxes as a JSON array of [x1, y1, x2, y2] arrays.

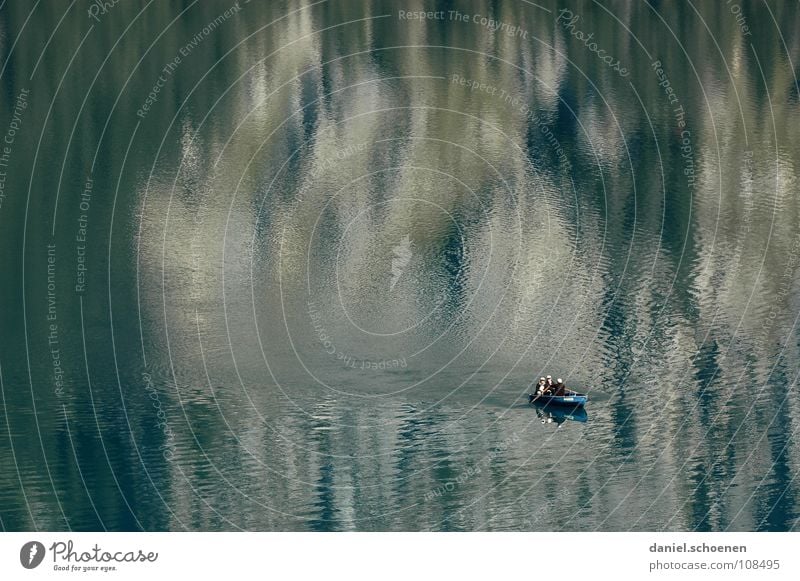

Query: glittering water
[[1, 0, 799, 531]]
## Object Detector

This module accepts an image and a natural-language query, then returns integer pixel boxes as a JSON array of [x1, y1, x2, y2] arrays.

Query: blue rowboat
[[528, 392, 588, 406]]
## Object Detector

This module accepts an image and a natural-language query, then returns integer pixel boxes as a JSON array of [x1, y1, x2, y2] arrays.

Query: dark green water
[[1, 0, 799, 531]]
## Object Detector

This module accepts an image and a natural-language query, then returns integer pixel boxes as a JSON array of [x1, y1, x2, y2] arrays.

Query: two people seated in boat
[[536, 375, 568, 396]]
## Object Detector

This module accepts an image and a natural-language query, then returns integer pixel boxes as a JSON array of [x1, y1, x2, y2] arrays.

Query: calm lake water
[[1, 1, 799, 531]]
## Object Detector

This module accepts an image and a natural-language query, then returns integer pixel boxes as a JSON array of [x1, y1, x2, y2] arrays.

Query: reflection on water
[[1, 0, 799, 531], [533, 402, 588, 425]]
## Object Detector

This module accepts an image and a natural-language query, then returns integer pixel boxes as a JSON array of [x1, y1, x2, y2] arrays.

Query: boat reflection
[[531, 401, 588, 425]]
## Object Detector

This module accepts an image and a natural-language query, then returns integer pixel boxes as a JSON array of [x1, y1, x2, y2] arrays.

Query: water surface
[[1, 0, 799, 531]]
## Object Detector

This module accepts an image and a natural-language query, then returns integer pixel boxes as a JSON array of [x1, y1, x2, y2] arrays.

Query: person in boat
[[544, 375, 554, 393], [536, 377, 547, 395], [554, 378, 567, 396]]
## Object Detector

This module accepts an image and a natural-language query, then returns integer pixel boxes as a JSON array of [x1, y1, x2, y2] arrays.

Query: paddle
[[529, 388, 549, 403]]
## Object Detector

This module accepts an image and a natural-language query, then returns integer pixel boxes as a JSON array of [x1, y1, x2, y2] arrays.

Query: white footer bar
[[1, 532, 796, 580]]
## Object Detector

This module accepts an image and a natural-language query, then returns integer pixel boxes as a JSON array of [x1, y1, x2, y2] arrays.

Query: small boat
[[528, 392, 588, 406]]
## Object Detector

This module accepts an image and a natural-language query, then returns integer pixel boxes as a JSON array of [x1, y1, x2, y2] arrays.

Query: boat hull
[[528, 393, 588, 406]]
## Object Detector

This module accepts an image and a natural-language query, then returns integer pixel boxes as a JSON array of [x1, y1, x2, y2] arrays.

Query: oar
[[529, 390, 545, 404]]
